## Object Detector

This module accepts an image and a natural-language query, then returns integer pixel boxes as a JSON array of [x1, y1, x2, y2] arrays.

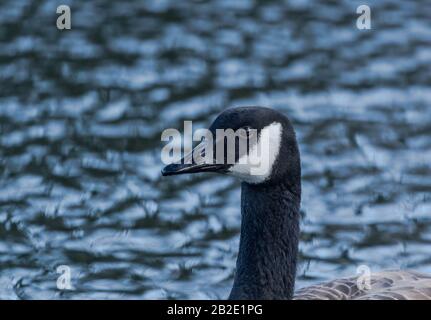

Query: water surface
[[0, 0, 431, 299]]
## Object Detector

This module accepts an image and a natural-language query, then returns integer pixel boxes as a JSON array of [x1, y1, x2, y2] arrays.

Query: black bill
[[161, 139, 230, 176]]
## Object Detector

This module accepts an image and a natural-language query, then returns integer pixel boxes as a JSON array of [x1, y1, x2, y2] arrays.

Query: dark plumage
[[162, 106, 431, 300], [229, 181, 300, 299]]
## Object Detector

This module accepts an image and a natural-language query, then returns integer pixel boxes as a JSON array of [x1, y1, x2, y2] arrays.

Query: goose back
[[294, 270, 431, 300]]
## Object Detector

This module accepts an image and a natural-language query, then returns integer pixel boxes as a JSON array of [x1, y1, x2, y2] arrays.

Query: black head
[[162, 106, 301, 190]]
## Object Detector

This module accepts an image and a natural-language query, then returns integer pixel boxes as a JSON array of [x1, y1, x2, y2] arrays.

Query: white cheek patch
[[228, 122, 282, 184]]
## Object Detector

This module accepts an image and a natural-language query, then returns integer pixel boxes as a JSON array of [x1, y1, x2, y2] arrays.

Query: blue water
[[0, 0, 431, 299]]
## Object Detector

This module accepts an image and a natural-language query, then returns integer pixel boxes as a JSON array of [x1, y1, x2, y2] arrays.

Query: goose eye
[[239, 126, 252, 138]]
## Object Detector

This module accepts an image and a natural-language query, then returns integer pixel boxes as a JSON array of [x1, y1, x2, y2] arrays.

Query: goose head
[[162, 106, 300, 189]]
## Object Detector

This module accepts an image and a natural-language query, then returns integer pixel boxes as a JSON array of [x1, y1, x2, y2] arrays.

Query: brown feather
[[294, 270, 431, 300]]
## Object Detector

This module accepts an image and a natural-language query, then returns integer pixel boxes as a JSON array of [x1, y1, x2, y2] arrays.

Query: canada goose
[[162, 106, 431, 300]]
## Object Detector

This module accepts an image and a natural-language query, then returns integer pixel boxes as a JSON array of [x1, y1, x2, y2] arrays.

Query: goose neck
[[229, 182, 301, 300]]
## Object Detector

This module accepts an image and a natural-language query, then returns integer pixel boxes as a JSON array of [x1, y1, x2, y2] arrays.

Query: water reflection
[[0, 0, 430, 299]]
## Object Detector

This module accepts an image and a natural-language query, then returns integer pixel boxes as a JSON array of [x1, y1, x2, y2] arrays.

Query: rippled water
[[1, 0, 431, 299]]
